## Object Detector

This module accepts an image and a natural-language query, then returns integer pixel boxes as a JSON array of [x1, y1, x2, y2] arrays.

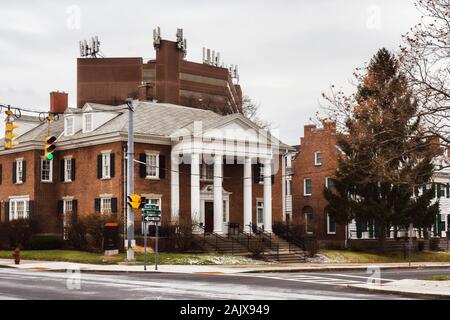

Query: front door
[[204, 202, 214, 233]]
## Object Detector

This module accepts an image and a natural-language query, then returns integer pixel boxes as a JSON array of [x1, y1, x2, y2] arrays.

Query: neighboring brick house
[[0, 97, 292, 239], [291, 121, 346, 246]]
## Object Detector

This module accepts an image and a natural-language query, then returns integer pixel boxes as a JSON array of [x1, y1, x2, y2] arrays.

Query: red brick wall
[[292, 123, 346, 241], [0, 143, 284, 235]]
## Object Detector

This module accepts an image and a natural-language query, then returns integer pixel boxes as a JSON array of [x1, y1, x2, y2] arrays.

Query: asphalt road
[[0, 267, 449, 300]]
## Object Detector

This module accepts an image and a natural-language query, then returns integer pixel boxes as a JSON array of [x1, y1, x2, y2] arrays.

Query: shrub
[[25, 236, 64, 250], [0, 220, 33, 249], [272, 222, 288, 237]]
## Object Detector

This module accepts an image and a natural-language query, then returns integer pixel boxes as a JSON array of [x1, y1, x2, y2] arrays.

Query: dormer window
[[65, 117, 74, 136], [84, 113, 93, 133]]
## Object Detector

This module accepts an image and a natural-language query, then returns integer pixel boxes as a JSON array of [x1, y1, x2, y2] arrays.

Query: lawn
[[0, 250, 261, 265], [320, 250, 450, 264], [418, 275, 450, 281]]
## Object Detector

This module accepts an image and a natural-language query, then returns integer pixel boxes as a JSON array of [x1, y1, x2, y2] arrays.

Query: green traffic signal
[[46, 153, 54, 160]]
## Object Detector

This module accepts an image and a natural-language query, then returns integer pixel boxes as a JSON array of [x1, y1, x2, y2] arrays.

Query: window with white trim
[[9, 197, 29, 221], [146, 154, 159, 179], [314, 151, 322, 166], [102, 153, 111, 179], [201, 164, 214, 181], [63, 199, 73, 240], [304, 178, 312, 196], [41, 158, 53, 182], [84, 114, 93, 132], [65, 117, 74, 136], [100, 198, 112, 214], [256, 201, 264, 225], [327, 212, 337, 235], [16, 160, 23, 184], [64, 158, 72, 182], [325, 177, 334, 190], [305, 212, 314, 234]]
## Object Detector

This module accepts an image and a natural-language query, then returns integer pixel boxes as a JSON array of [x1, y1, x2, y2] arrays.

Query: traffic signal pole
[[126, 99, 135, 261]]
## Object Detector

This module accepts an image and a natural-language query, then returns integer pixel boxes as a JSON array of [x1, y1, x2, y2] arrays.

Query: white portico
[[169, 114, 285, 234]]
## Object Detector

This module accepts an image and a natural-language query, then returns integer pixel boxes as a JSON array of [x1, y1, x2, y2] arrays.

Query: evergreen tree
[[324, 48, 440, 252]]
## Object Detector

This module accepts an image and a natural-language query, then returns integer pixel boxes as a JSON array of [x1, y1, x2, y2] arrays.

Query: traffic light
[[127, 194, 146, 209], [45, 136, 57, 160], [4, 110, 19, 149]]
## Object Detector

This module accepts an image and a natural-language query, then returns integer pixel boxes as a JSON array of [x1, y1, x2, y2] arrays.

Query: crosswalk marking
[[239, 273, 395, 287]]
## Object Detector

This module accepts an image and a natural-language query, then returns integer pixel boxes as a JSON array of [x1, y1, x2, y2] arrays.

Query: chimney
[[50, 91, 68, 114]]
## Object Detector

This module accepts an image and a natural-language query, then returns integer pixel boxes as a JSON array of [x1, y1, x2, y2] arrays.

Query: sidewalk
[[349, 280, 450, 299], [1, 258, 450, 274]]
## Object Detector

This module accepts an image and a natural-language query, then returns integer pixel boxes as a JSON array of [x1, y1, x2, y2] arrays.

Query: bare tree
[[401, 0, 450, 146], [241, 95, 271, 129]]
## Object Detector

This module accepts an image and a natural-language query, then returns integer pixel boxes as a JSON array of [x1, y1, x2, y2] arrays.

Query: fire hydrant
[[13, 247, 20, 265]]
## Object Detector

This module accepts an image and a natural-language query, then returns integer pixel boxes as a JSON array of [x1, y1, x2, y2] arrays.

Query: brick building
[[77, 29, 243, 115], [291, 121, 346, 246], [0, 93, 292, 238]]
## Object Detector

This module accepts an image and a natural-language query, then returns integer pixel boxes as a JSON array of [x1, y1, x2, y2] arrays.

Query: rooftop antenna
[[176, 28, 187, 58], [153, 26, 161, 50], [79, 36, 103, 58]]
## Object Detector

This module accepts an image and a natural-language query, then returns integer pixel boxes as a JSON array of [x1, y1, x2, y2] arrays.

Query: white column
[[263, 158, 273, 233], [243, 157, 252, 233], [213, 154, 224, 234], [191, 153, 201, 225], [170, 152, 180, 223]]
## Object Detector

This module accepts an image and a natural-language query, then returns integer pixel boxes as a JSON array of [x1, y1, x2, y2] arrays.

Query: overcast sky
[[0, 0, 421, 145]]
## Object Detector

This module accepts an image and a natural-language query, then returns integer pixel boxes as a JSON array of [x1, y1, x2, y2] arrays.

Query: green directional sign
[[142, 204, 161, 217]]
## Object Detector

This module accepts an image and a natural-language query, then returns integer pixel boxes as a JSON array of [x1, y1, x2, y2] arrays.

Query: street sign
[[143, 204, 161, 217], [143, 215, 161, 222]]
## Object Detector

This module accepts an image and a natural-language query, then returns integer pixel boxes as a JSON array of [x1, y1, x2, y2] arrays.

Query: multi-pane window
[[16, 160, 23, 183], [201, 164, 214, 181], [325, 177, 334, 190], [41, 159, 52, 182], [64, 158, 72, 182], [257, 201, 264, 225], [63, 200, 73, 240], [327, 212, 337, 234], [65, 117, 74, 136], [84, 114, 93, 132], [102, 153, 111, 179], [305, 212, 314, 234], [304, 178, 312, 196], [259, 165, 264, 182], [146, 154, 159, 178], [9, 198, 29, 221], [314, 151, 322, 166], [100, 198, 112, 214]]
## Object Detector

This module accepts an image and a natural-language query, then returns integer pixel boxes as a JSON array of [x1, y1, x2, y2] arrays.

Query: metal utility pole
[[126, 99, 135, 261]]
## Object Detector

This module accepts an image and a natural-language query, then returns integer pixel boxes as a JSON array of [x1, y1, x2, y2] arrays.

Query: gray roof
[[12, 101, 291, 149]]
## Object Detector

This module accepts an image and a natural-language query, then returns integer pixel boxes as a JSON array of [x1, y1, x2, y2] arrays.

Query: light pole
[[126, 98, 135, 261]]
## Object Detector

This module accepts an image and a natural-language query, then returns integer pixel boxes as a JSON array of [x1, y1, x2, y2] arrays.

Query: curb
[[347, 284, 450, 300]]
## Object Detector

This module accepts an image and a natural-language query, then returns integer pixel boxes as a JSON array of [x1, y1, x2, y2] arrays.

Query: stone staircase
[[192, 232, 306, 263]]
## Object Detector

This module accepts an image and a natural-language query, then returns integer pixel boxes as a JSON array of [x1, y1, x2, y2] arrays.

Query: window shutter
[[95, 198, 101, 213], [57, 201, 64, 215], [110, 153, 115, 178], [111, 198, 118, 213], [22, 161, 26, 183], [356, 220, 363, 239], [60, 159, 65, 182], [72, 200, 78, 224], [0, 164, 2, 185], [4, 202, 9, 223], [139, 153, 147, 178], [159, 155, 166, 179], [28, 200, 34, 221], [271, 163, 275, 185], [437, 183, 442, 198], [447, 184, 450, 199], [253, 163, 262, 184], [12, 161, 17, 184], [97, 155, 102, 179], [71, 159, 76, 181]]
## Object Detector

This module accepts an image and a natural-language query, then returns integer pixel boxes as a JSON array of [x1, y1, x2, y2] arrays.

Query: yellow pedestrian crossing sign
[[127, 194, 145, 209]]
